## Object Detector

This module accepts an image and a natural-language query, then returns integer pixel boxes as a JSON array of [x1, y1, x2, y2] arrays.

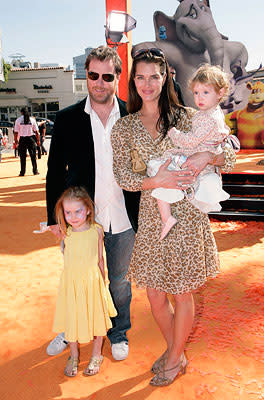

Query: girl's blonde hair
[[55, 186, 95, 235], [189, 64, 230, 101]]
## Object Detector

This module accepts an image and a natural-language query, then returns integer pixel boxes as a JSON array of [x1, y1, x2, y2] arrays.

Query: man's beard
[[89, 89, 113, 105]]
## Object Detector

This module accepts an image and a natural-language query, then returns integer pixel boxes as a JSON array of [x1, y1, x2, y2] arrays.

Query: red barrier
[[105, 0, 132, 101]]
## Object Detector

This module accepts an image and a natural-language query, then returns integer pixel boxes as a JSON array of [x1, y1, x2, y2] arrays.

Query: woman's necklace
[[138, 110, 160, 140], [138, 109, 159, 119]]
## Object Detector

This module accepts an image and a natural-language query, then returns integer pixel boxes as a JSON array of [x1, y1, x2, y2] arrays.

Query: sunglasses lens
[[133, 49, 146, 58], [102, 74, 115, 82], [133, 48, 165, 59], [88, 71, 99, 80], [150, 48, 164, 57], [88, 72, 115, 82]]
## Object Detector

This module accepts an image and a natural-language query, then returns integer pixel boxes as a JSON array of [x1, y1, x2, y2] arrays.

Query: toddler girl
[[53, 186, 117, 377], [147, 64, 231, 240]]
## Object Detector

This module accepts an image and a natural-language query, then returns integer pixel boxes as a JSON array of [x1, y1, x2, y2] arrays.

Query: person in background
[[0, 128, 4, 162], [169, 65, 185, 106], [34, 133, 42, 159], [38, 120, 48, 155], [12, 128, 19, 157], [14, 107, 40, 176]]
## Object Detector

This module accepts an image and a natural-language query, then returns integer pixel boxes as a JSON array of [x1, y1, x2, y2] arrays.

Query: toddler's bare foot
[[160, 216, 177, 240]]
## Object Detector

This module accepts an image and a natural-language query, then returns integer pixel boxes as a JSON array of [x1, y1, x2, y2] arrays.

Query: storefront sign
[[0, 88, 16, 93], [33, 84, 53, 90]]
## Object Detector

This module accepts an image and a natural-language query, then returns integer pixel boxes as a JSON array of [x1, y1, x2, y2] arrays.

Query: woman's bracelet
[[210, 154, 218, 165]]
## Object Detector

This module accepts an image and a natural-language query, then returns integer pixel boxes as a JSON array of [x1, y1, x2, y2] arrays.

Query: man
[[38, 120, 48, 155], [46, 46, 140, 361], [169, 66, 185, 106]]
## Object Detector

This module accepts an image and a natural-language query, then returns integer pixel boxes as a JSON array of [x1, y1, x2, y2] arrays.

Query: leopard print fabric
[[111, 108, 235, 295]]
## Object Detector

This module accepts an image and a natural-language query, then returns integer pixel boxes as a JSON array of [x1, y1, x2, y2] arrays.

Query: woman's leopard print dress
[[111, 108, 235, 295]]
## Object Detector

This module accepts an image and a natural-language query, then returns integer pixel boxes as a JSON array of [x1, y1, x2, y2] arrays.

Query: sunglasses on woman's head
[[133, 48, 165, 59], [87, 71, 115, 82]]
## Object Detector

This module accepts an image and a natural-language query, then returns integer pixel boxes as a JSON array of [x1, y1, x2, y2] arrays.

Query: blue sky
[[1, 0, 263, 71]]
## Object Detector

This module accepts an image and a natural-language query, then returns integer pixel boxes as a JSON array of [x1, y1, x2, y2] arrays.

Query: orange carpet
[[0, 153, 264, 400], [230, 150, 264, 174]]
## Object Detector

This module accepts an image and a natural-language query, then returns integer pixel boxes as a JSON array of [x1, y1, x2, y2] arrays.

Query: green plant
[[3, 59, 11, 82]]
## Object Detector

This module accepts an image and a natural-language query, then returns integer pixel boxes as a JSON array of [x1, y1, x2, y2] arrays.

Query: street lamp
[[105, 11, 136, 45]]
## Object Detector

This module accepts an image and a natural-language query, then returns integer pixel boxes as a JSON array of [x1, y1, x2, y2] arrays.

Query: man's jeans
[[104, 228, 135, 345]]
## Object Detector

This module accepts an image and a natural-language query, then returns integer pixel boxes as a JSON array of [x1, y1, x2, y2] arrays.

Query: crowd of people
[[13, 45, 236, 386]]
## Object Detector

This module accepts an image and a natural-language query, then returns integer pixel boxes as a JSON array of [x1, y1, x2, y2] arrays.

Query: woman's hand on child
[[154, 158, 195, 189], [181, 151, 215, 177]]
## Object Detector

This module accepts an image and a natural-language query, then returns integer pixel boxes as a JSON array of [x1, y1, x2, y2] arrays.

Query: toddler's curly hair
[[189, 64, 230, 101]]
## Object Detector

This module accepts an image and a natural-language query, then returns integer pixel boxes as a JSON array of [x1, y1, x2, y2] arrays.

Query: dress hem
[[53, 329, 111, 344], [127, 270, 220, 295]]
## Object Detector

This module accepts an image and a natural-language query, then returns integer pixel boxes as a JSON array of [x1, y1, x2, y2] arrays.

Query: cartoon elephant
[[133, 0, 249, 110]]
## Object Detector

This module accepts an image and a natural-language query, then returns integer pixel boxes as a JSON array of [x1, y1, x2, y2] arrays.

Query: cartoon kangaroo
[[225, 81, 264, 149]]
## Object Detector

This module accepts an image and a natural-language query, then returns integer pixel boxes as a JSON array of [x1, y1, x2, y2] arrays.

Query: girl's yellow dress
[[53, 224, 117, 343]]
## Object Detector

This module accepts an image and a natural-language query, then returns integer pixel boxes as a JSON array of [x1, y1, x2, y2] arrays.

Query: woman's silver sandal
[[150, 354, 188, 386], [151, 349, 169, 374]]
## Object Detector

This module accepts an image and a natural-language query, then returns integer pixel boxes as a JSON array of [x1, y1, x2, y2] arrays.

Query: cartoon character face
[[247, 81, 264, 106], [225, 80, 264, 148], [159, 25, 167, 40], [175, 0, 211, 53]]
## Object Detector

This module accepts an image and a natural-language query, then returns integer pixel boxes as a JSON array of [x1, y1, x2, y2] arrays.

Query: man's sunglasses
[[87, 71, 115, 82], [133, 48, 165, 59]]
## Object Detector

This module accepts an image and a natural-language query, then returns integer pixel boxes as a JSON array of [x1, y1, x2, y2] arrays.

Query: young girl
[[147, 64, 232, 240], [53, 186, 117, 377]]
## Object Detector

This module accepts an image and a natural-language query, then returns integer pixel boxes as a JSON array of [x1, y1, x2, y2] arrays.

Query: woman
[[111, 49, 235, 386], [14, 107, 40, 176]]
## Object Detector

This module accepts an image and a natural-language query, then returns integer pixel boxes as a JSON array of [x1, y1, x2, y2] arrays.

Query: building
[[40, 63, 59, 68], [73, 47, 92, 79], [251, 66, 264, 83], [0, 65, 88, 122]]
